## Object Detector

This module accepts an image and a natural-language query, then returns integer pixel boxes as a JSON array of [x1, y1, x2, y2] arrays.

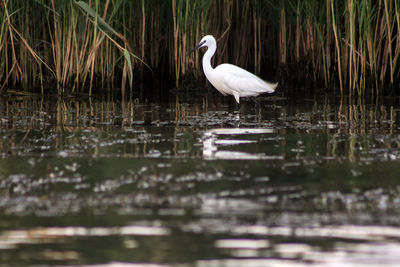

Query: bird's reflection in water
[[202, 128, 275, 160]]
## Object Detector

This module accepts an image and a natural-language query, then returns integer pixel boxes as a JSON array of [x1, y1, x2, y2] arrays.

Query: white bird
[[188, 35, 277, 104]]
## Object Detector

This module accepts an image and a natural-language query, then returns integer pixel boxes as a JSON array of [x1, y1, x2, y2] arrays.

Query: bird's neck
[[202, 46, 216, 77]]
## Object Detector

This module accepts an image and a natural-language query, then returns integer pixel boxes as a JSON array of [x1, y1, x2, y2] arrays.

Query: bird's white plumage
[[189, 35, 277, 104]]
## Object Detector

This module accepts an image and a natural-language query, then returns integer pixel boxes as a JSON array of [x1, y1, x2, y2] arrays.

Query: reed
[[0, 0, 137, 95], [0, 0, 399, 96]]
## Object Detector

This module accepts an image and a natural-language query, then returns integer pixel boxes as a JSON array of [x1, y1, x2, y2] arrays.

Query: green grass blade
[[124, 48, 133, 87], [75, 1, 118, 36]]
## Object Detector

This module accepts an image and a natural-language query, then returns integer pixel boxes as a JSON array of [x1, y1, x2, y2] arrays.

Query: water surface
[[1, 92, 400, 266]]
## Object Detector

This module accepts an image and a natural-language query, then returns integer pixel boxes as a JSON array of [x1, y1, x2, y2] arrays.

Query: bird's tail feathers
[[262, 81, 278, 93]]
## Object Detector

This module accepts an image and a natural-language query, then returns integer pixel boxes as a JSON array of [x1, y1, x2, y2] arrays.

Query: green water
[[1, 92, 400, 266]]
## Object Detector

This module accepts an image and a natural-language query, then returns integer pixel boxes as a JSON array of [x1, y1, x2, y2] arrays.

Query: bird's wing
[[216, 64, 277, 97]]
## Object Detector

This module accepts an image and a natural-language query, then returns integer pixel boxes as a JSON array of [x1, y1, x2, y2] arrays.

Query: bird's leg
[[234, 111, 241, 127], [235, 119, 241, 128], [249, 97, 260, 116], [233, 101, 241, 113], [252, 97, 260, 108]]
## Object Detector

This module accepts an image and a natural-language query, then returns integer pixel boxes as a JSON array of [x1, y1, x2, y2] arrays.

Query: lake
[[1, 90, 400, 266]]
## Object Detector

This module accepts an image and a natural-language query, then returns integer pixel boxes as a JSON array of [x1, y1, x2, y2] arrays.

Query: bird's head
[[187, 35, 216, 56]]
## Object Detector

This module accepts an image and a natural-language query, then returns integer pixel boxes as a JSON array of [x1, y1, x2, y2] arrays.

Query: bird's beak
[[187, 40, 206, 56]]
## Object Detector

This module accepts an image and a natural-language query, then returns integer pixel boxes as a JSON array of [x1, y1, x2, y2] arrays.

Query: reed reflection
[[0, 96, 399, 161]]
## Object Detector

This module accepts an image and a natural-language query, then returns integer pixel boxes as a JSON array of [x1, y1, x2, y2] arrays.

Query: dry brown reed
[[0, 0, 399, 96]]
